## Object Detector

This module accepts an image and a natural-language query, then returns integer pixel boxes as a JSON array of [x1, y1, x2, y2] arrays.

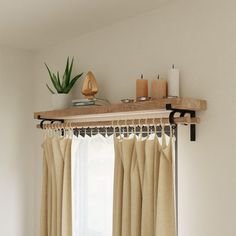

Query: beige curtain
[[113, 133, 176, 236], [40, 137, 72, 236]]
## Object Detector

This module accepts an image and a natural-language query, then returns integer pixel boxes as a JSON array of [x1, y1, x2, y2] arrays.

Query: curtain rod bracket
[[37, 115, 65, 129], [166, 104, 196, 141]]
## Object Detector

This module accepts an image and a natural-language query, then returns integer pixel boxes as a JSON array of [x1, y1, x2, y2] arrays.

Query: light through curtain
[[72, 134, 115, 236]]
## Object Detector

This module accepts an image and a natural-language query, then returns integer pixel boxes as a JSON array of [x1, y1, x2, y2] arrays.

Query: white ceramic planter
[[52, 93, 72, 110]]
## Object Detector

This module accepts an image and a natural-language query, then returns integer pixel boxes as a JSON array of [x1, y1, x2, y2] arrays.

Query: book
[[72, 98, 110, 107]]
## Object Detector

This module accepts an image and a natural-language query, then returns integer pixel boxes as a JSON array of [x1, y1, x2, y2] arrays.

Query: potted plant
[[45, 57, 83, 109]]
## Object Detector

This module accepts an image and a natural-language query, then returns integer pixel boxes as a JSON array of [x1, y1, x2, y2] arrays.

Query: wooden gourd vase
[[82, 71, 98, 99]]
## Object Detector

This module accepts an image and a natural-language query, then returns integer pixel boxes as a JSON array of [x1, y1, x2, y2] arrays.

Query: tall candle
[[151, 75, 167, 99], [168, 64, 180, 97], [136, 74, 148, 98]]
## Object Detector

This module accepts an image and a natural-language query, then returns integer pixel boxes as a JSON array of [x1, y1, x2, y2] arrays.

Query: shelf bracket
[[166, 104, 196, 141], [37, 115, 65, 129]]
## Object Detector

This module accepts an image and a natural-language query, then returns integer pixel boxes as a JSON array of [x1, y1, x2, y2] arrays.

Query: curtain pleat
[[62, 139, 72, 236], [113, 133, 176, 236], [40, 148, 48, 236], [155, 136, 176, 236], [40, 137, 72, 236], [112, 137, 124, 236], [46, 138, 57, 236], [141, 138, 158, 236], [121, 138, 135, 236], [130, 138, 142, 236], [153, 137, 161, 232], [52, 138, 65, 236]]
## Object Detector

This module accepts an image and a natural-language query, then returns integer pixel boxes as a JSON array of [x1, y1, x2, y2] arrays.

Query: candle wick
[[157, 74, 160, 79], [172, 64, 175, 69], [141, 74, 144, 79]]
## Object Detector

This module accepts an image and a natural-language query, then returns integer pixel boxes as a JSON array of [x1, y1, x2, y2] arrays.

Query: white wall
[[0, 47, 35, 236], [33, 0, 236, 235]]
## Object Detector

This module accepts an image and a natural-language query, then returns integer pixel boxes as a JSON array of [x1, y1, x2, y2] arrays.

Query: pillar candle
[[168, 64, 180, 97], [136, 74, 148, 98], [151, 76, 167, 99]]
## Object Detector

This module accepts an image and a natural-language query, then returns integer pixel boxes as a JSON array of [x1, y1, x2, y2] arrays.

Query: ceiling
[[0, 0, 169, 51]]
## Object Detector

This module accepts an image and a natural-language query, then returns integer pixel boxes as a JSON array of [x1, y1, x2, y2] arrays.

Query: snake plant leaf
[[67, 57, 74, 85], [61, 73, 67, 88], [64, 57, 73, 87], [57, 71, 62, 89], [65, 56, 69, 74], [46, 83, 55, 94], [45, 63, 62, 93], [49, 73, 58, 91], [62, 57, 70, 87], [45, 63, 54, 81], [64, 72, 83, 93], [45, 57, 83, 94], [52, 73, 62, 93]]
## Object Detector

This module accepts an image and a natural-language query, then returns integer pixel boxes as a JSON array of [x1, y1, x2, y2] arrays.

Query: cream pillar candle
[[168, 64, 180, 97], [136, 74, 148, 98], [151, 75, 167, 99]]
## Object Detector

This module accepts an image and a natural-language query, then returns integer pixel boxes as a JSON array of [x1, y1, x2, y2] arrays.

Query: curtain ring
[[105, 125, 108, 136], [112, 120, 115, 134], [170, 124, 173, 138], [140, 119, 143, 137], [54, 123, 57, 136], [43, 124, 47, 139], [81, 123, 84, 137], [50, 123, 53, 136], [56, 123, 59, 137], [118, 120, 121, 136], [126, 119, 129, 136], [161, 118, 165, 137], [67, 122, 69, 137], [111, 120, 114, 134], [154, 120, 157, 135], [60, 123, 63, 137], [70, 122, 73, 138], [132, 119, 136, 135], [122, 120, 124, 137], [67, 123, 70, 137], [55, 123, 58, 134], [58, 123, 61, 137], [76, 123, 80, 137], [45, 124, 47, 134], [159, 117, 164, 131], [151, 118, 154, 134], [63, 123, 66, 137], [62, 123, 65, 138], [52, 123, 55, 136], [146, 118, 149, 135], [137, 119, 140, 138], [59, 123, 62, 137], [48, 124, 51, 136]]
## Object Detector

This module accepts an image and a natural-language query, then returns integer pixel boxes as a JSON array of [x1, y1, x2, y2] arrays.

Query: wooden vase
[[82, 71, 98, 99]]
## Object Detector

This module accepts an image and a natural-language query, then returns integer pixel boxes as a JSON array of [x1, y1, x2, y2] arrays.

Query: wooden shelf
[[34, 97, 207, 120]]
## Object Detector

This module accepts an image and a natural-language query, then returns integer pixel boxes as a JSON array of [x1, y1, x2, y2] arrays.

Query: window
[[72, 134, 115, 236]]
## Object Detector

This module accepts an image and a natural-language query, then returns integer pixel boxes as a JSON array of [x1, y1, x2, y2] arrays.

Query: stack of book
[[72, 98, 110, 107]]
